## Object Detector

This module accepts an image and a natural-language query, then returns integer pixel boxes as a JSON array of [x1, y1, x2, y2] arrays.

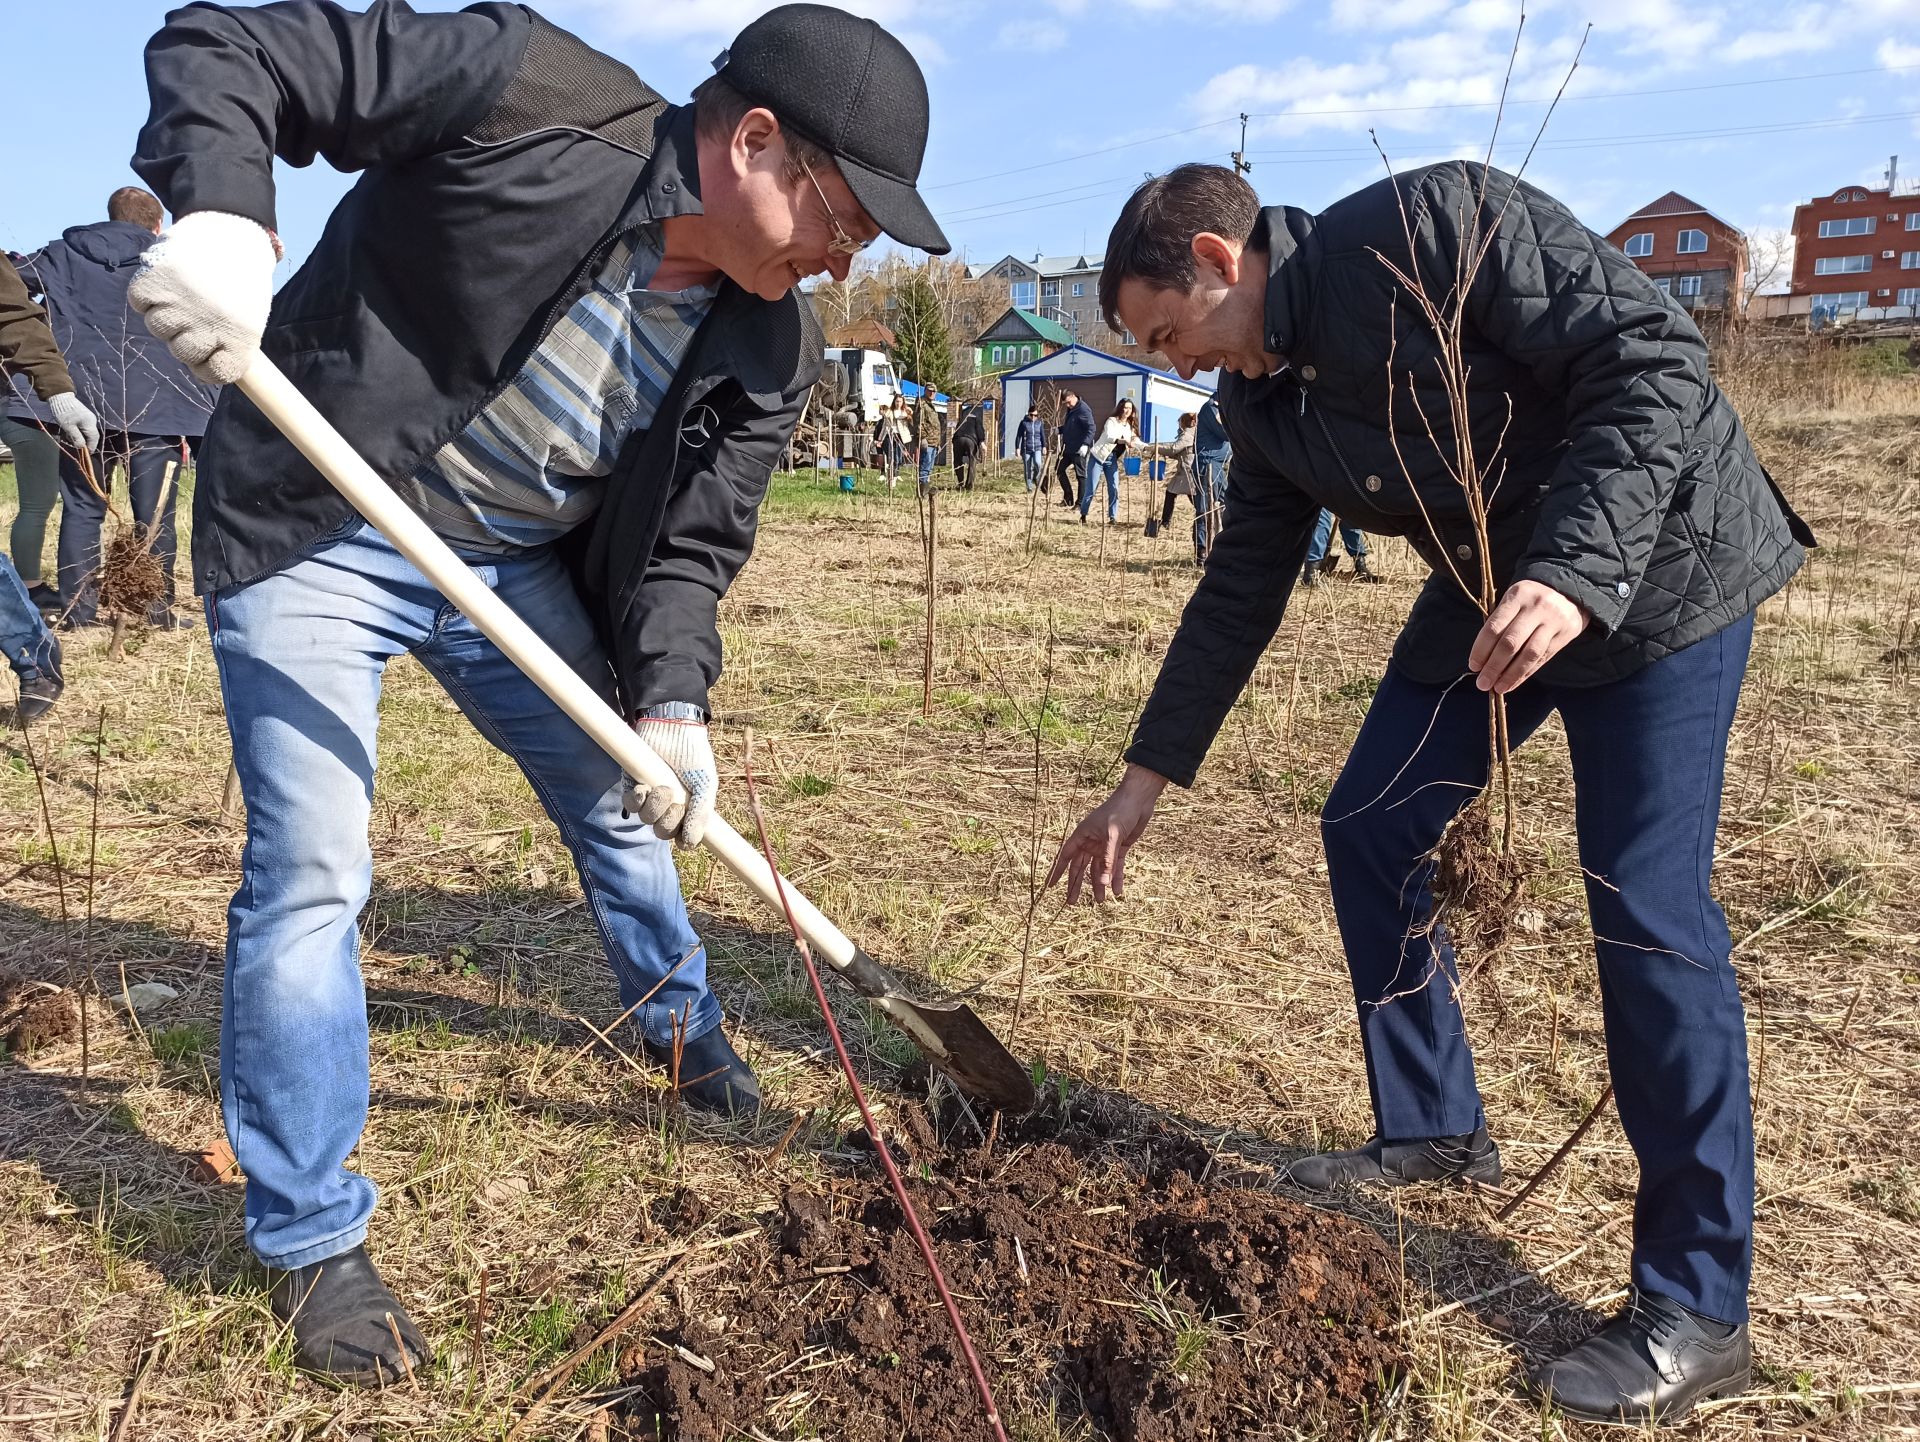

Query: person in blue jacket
[[1015, 402, 1047, 491]]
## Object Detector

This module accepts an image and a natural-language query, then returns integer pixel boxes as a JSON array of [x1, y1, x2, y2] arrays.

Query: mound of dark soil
[[0, 974, 78, 1055], [628, 1105, 1407, 1441]]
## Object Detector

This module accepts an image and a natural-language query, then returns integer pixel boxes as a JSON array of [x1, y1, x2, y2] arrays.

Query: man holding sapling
[[1049, 161, 1814, 1425], [128, 0, 949, 1385]]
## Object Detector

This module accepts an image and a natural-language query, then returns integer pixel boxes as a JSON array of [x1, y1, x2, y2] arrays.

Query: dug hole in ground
[[2, 343, 1918, 1439]]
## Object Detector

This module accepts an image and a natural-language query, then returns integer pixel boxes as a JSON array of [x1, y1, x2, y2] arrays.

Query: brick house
[[1789, 181, 1920, 316], [1606, 192, 1748, 313]]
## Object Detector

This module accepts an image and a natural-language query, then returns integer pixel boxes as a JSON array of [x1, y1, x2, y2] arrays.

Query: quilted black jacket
[[132, 1, 821, 716], [1128, 162, 1813, 788]]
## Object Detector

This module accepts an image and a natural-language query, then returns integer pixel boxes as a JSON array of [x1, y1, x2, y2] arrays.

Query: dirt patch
[[626, 1103, 1407, 1441], [0, 973, 79, 1055]]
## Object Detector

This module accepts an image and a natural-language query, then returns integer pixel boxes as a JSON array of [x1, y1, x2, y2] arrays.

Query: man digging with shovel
[[129, 0, 949, 1385], [1049, 163, 1814, 1425]]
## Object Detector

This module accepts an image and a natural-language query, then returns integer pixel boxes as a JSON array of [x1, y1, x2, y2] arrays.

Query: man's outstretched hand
[[1469, 579, 1590, 694], [1046, 763, 1169, 904]]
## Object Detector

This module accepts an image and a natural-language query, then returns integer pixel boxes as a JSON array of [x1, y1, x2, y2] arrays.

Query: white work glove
[[46, 392, 100, 452], [623, 704, 717, 848], [1077, 445, 1089, 459], [128, 211, 279, 385]]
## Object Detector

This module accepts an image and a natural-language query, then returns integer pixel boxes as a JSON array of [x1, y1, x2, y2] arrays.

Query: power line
[[922, 62, 1920, 193], [937, 107, 1920, 233]]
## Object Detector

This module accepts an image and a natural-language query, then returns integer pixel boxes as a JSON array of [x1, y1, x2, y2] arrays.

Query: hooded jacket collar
[[62, 220, 157, 270]]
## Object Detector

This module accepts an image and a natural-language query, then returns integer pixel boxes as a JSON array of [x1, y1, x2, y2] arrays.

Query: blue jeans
[[1192, 457, 1226, 562], [0, 552, 57, 684], [917, 445, 936, 489], [1079, 455, 1121, 521], [1320, 615, 1756, 1323], [1020, 452, 1041, 491], [208, 520, 716, 1269], [1305, 509, 1369, 567]]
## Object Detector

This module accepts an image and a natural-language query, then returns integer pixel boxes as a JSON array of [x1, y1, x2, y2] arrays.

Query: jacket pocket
[[265, 311, 354, 360]]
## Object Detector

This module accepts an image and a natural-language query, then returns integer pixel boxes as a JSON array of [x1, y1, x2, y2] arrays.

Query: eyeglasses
[[800, 159, 873, 257]]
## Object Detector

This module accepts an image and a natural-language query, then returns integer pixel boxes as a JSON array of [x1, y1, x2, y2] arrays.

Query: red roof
[[1620, 191, 1742, 235]]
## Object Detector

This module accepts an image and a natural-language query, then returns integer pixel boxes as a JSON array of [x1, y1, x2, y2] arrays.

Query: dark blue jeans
[[57, 430, 183, 623], [1306, 509, 1369, 567], [1, 552, 57, 685], [1320, 615, 1755, 1323]]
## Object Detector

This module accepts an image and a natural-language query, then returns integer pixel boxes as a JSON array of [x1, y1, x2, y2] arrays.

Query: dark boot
[[1286, 1124, 1501, 1192], [645, 1025, 762, 1117], [1353, 553, 1382, 584], [267, 1243, 432, 1386], [1524, 1287, 1750, 1425], [1144, 517, 1160, 538], [1300, 562, 1321, 590], [15, 636, 63, 724]]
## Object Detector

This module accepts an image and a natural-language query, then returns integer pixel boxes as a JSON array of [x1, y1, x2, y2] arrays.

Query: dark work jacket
[[1193, 396, 1229, 462], [952, 403, 985, 451], [132, 1, 820, 715], [1129, 164, 1814, 788], [1059, 400, 1095, 456], [6, 222, 217, 436], [1016, 416, 1047, 455]]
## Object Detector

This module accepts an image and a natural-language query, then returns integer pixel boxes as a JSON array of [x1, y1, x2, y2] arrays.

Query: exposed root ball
[[98, 527, 168, 619], [1429, 797, 1528, 964], [0, 975, 78, 1055]]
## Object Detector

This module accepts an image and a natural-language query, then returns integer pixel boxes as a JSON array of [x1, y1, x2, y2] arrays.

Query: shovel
[[237, 357, 1035, 1113]]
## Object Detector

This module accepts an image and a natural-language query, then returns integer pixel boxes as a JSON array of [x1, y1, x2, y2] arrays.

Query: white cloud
[[1329, 0, 1453, 29], [1602, 0, 1726, 57], [1724, 7, 1835, 63], [1879, 38, 1920, 68], [997, 18, 1068, 52]]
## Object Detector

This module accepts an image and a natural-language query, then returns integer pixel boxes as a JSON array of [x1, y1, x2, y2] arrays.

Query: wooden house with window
[[972, 307, 1073, 375], [1606, 192, 1748, 314]]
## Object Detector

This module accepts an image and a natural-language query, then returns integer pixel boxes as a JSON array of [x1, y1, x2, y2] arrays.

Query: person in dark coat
[[1055, 389, 1094, 507], [127, 0, 950, 1385], [950, 397, 985, 490], [9, 188, 217, 628], [1191, 391, 1229, 560], [1014, 402, 1047, 491], [1050, 162, 1815, 1427]]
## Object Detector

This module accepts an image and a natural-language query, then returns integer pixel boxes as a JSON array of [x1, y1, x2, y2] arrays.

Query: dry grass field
[[2, 352, 1917, 1440]]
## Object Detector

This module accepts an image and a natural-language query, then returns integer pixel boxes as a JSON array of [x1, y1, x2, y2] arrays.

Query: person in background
[[913, 390, 946, 490], [1301, 509, 1379, 587], [0, 254, 100, 609], [1015, 401, 1047, 492], [872, 395, 909, 490], [1080, 395, 1137, 525], [950, 396, 984, 491], [1192, 390, 1229, 563], [11, 187, 217, 630], [1144, 411, 1198, 556], [1056, 388, 1093, 508], [0, 256, 92, 721]]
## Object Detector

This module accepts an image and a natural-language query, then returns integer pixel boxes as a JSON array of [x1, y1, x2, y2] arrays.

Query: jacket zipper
[[1303, 388, 1364, 490]]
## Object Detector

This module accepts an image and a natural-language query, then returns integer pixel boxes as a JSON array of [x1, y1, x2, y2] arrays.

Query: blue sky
[[4, 0, 1916, 282]]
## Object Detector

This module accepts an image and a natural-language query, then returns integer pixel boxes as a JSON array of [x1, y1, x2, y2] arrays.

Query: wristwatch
[[641, 701, 709, 723]]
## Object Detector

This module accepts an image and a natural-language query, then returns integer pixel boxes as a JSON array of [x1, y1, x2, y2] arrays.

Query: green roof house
[[972, 307, 1073, 375]]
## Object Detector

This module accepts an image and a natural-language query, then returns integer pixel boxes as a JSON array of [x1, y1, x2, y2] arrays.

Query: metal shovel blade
[[841, 947, 1036, 1112]]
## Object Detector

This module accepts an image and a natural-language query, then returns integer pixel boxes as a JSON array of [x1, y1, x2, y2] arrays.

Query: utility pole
[[1231, 113, 1253, 177]]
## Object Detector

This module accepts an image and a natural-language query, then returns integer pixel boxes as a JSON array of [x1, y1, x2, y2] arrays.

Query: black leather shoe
[[645, 1025, 762, 1117], [1525, 1287, 1750, 1425], [1353, 554, 1382, 583], [1300, 563, 1321, 589], [15, 636, 63, 724], [267, 1243, 432, 1385], [1286, 1124, 1502, 1192]]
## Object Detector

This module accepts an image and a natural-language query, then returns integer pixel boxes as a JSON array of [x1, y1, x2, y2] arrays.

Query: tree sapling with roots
[[1367, 10, 1588, 980]]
